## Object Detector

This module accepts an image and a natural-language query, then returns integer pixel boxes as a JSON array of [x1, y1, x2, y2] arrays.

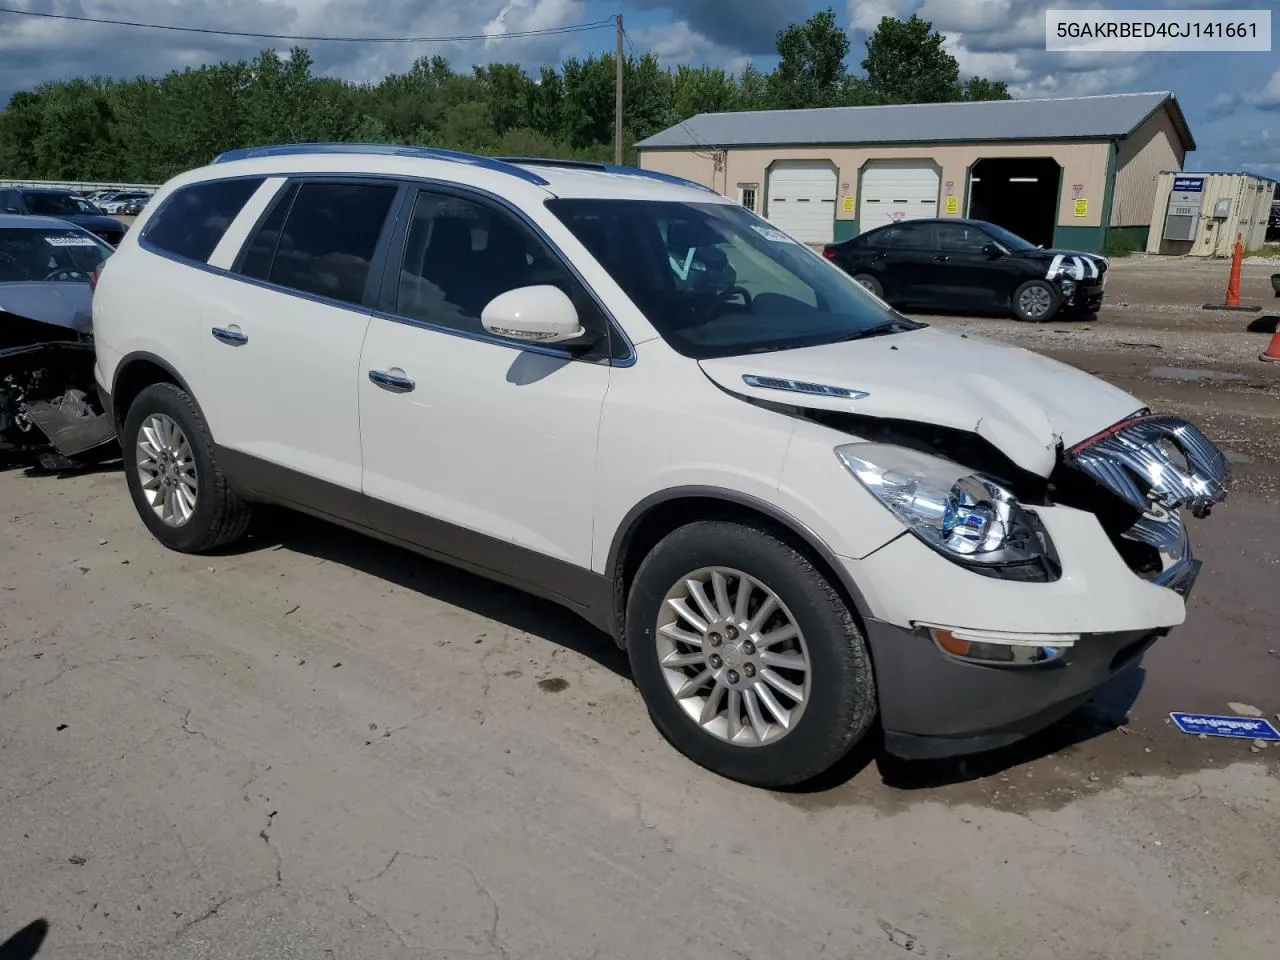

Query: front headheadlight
[[835, 443, 1059, 581]]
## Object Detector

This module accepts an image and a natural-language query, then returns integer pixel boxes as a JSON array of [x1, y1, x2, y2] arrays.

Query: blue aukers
[[211, 143, 552, 187]]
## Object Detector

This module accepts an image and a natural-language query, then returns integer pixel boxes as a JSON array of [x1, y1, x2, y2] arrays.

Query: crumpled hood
[[699, 326, 1145, 477], [0, 282, 94, 334]]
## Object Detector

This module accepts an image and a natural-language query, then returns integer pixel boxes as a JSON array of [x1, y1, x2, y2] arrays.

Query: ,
[[90, 144, 1229, 788], [822, 218, 1109, 323]]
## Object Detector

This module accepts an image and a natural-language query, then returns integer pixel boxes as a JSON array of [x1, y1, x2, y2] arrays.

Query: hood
[[0, 282, 94, 334], [699, 326, 1144, 477], [1013, 249, 1109, 281]]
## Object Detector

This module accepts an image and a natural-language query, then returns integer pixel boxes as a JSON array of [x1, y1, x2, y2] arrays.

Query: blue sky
[[0, 0, 1276, 175]]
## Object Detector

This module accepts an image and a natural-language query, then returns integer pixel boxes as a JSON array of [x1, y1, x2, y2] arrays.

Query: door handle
[[211, 326, 248, 346], [368, 369, 415, 393], [932, 254, 950, 262]]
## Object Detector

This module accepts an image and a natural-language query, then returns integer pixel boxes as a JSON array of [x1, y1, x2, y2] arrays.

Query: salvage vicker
[[90, 145, 1229, 787]]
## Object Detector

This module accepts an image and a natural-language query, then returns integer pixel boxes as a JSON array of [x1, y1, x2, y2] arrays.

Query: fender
[[111, 350, 193, 396], [606, 484, 877, 632], [108, 350, 200, 432]]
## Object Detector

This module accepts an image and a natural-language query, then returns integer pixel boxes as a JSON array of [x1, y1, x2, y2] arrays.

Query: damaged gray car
[[1, 215, 117, 470]]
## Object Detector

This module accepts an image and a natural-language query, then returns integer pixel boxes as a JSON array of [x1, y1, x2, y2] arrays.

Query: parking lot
[[2, 256, 1278, 959]]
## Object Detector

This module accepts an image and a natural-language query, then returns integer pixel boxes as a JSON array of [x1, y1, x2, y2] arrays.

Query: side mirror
[[481, 285, 588, 345], [4, 207, 18, 214], [981, 242, 1002, 258]]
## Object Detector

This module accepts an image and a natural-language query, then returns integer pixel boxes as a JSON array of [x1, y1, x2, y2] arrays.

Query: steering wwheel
[[43, 267, 87, 282], [674, 285, 753, 329]]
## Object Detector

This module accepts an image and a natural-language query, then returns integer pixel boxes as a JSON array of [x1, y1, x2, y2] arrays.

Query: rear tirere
[[122, 382, 251, 553], [852, 273, 884, 299], [1012, 279, 1061, 322], [625, 520, 877, 788]]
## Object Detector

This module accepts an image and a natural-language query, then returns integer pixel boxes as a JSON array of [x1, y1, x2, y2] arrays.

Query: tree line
[[0, 10, 1009, 184]]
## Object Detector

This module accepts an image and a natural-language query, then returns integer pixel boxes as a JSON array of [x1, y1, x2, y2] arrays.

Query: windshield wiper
[[831, 319, 907, 343]]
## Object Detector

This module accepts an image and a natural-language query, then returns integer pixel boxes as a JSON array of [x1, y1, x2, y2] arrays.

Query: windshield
[[0, 227, 112, 283], [22, 192, 98, 216], [979, 221, 1037, 252], [545, 198, 913, 359]]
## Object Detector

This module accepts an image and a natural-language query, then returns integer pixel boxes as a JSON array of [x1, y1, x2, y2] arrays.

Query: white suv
[[92, 144, 1229, 787]]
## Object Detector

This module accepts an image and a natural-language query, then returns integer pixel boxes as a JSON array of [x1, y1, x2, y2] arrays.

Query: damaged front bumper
[[1057, 274, 1106, 314], [847, 412, 1228, 760], [848, 509, 1195, 760], [2, 274, 119, 467], [1, 340, 118, 466], [866, 620, 1164, 759]]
